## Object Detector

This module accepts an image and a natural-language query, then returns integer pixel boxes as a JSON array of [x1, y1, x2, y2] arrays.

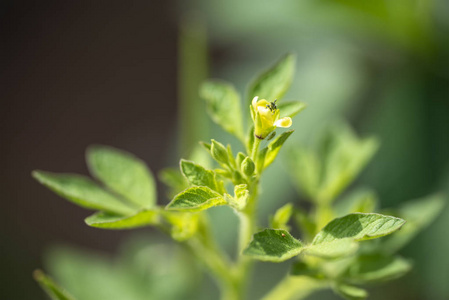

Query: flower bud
[[241, 156, 255, 177]]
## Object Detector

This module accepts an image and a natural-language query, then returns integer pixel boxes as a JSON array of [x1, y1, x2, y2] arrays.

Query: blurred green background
[[1, 0, 448, 299]]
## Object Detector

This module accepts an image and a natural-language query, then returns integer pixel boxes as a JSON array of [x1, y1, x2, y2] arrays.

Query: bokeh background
[[1, 1, 448, 299]]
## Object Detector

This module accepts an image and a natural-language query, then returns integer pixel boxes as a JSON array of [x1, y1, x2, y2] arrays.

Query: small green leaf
[[85, 210, 160, 229], [313, 213, 406, 245], [271, 203, 294, 230], [342, 254, 412, 284], [33, 269, 76, 300], [227, 144, 237, 168], [86, 145, 156, 208], [248, 53, 296, 102], [200, 80, 244, 141], [225, 184, 249, 211], [277, 101, 307, 118], [317, 124, 379, 203], [180, 159, 217, 191], [210, 139, 230, 166], [333, 283, 367, 300], [199, 141, 212, 151], [264, 130, 294, 168], [243, 229, 304, 262], [166, 186, 226, 212], [32, 171, 135, 215]]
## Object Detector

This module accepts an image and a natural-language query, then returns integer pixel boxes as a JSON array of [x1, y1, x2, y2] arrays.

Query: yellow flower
[[250, 96, 292, 139]]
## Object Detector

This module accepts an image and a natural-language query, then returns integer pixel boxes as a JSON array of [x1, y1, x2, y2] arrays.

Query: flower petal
[[252, 96, 259, 109], [274, 117, 292, 128]]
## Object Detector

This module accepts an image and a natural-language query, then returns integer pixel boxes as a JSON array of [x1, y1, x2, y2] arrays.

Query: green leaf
[[200, 80, 244, 141], [85, 210, 160, 229], [86, 145, 156, 209], [248, 53, 296, 102], [342, 254, 412, 284], [33, 269, 76, 300], [32, 171, 135, 215], [277, 101, 307, 118], [166, 186, 226, 212], [180, 159, 217, 191], [333, 283, 367, 300], [243, 229, 304, 262], [305, 239, 359, 258], [271, 203, 294, 230], [313, 213, 406, 244], [382, 193, 445, 253], [264, 130, 294, 168], [317, 124, 379, 203], [225, 184, 249, 211]]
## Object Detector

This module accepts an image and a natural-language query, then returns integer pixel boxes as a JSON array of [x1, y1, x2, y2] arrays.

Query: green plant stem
[[251, 138, 262, 162], [185, 215, 239, 300], [262, 276, 327, 300]]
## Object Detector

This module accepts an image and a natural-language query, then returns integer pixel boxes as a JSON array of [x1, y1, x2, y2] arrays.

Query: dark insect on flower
[[266, 99, 278, 113]]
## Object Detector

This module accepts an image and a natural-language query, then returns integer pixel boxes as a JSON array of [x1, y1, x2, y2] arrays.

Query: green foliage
[[33, 270, 76, 300], [166, 186, 226, 212], [180, 159, 219, 192], [43, 241, 199, 300], [32, 171, 136, 215], [248, 53, 296, 102], [289, 124, 379, 204], [341, 254, 412, 284], [84, 210, 160, 229], [312, 213, 405, 244], [271, 203, 294, 230], [200, 80, 244, 141], [333, 283, 368, 300], [32, 54, 441, 300], [264, 130, 294, 168], [87, 145, 156, 209], [225, 184, 249, 211], [382, 193, 445, 253], [243, 229, 303, 262]]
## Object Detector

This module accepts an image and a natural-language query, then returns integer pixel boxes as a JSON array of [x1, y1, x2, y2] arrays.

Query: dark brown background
[[1, 2, 178, 298]]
